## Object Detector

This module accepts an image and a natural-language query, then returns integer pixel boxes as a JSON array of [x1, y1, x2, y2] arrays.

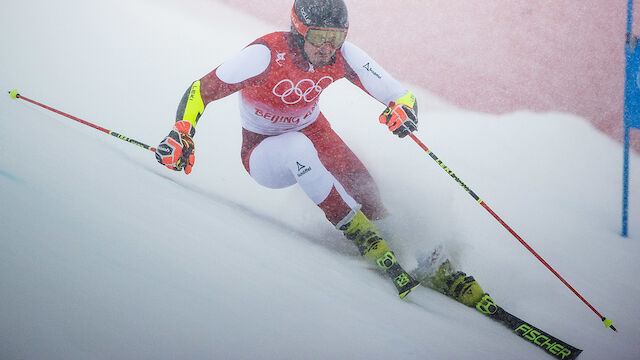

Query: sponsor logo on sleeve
[[363, 62, 382, 79], [296, 161, 312, 177]]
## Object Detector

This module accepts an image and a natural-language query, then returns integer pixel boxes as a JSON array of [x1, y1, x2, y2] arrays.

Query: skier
[[155, 0, 483, 303]]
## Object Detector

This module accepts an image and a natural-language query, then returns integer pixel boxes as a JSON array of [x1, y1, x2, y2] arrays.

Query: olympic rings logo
[[272, 76, 334, 105]]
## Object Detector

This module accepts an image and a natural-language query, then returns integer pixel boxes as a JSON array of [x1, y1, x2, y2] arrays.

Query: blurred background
[[1, 1, 638, 359], [222, 0, 639, 152]]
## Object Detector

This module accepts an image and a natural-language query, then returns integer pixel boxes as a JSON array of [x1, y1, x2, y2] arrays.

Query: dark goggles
[[305, 28, 347, 48]]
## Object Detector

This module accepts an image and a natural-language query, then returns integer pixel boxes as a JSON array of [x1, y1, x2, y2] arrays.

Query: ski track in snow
[[1, 0, 639, 359]]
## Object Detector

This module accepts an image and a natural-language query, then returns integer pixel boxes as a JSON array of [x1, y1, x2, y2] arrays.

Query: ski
[[411, 247, 583, 359], [475, 294, 582, 360]]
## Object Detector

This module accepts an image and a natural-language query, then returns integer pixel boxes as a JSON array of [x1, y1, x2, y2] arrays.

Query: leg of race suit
[[301, 114, 388, 220], [241, 126, 420, 298], [245, 130, 358, 226]]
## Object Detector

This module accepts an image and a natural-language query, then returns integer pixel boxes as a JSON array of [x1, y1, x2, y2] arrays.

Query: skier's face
[[303, 40, 338, 67]]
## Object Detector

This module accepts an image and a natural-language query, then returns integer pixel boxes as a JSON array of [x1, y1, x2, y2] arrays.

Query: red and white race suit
[[197, 31, 409, 226]]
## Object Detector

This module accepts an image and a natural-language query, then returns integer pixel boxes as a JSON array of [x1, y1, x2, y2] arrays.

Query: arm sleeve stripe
[[341, 41, 407, 106], [176, 80, 205, 128], [216, 44, 271, 84]]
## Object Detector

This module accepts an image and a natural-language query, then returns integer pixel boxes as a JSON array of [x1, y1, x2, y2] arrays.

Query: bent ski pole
[[8, 90, 156, 152], [407, 133, 616, 332]]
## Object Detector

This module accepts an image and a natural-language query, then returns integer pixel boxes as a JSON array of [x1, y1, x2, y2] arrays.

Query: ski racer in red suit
[[155, 0, 484, 303]]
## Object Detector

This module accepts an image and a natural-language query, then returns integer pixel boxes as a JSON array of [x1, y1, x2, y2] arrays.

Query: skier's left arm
[[341, 41, 418, 138]]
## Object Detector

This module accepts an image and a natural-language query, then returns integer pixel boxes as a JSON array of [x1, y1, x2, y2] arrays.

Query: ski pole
[[8, 89, 156, 152], [407, 133, 617, 332]]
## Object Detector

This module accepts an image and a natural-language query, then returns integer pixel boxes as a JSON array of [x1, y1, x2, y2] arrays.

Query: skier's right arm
[[155, 42, 271, 174]]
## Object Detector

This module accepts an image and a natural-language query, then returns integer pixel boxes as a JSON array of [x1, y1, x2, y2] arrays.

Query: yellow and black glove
[[379, 91, 418, 138]]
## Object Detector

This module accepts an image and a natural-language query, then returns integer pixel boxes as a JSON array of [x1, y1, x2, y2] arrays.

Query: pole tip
[[602, 317, 617, 332], [8, 89, 19, 99]]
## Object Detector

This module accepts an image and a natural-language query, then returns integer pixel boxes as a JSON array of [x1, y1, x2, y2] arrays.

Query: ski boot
[[436, 260, 485, 306], [413, 246, 485, 307], [339, 209, 420, 299]]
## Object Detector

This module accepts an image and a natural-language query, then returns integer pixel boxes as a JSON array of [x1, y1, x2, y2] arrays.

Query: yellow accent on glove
[[395, 91, 416, 108]]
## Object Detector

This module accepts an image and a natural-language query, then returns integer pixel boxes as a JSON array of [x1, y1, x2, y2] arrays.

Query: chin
[[311, 57, 331, 67]]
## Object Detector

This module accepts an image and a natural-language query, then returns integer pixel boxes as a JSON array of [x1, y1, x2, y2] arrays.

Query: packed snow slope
[[1, 0, 639, 359]]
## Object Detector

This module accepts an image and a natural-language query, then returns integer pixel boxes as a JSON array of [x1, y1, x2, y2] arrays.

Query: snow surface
[[1, 0, 639, 359]]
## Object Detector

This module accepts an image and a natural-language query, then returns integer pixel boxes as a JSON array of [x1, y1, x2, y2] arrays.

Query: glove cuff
[[395, 91, 416, 109], [176, 80, 205, 137]]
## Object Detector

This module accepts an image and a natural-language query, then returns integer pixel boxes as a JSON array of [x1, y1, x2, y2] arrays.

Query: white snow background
[[1, 0, 639, 359]]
